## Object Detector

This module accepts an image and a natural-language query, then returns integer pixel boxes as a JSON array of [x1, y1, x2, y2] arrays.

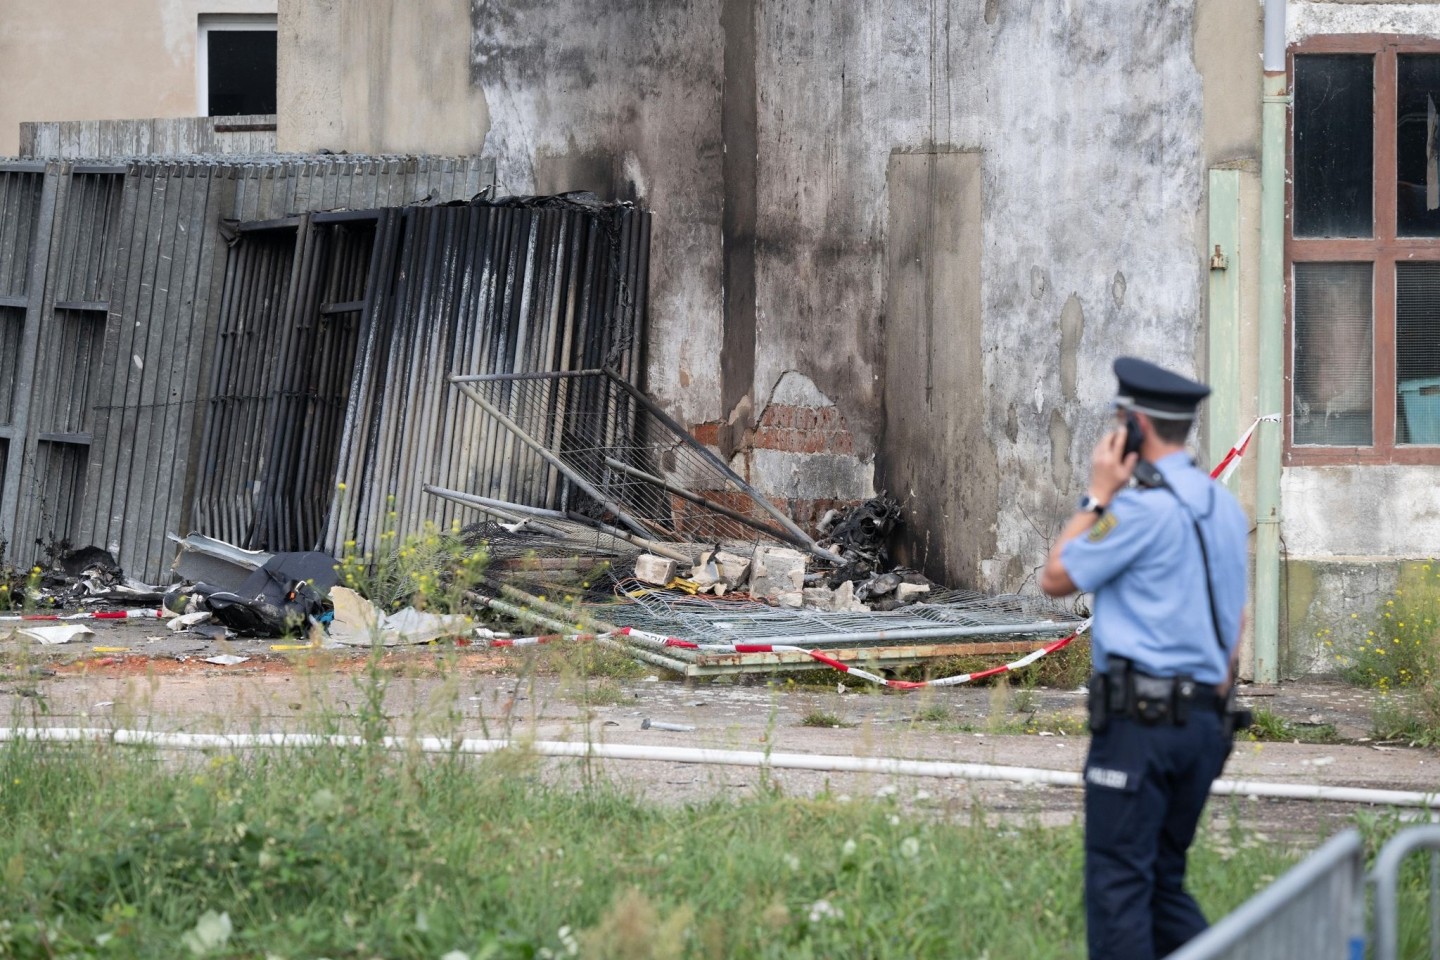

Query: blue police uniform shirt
[[1060, 451, 1249, 685]]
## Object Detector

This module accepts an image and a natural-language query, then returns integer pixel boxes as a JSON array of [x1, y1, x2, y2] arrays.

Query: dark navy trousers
[[1084, 708, 1232, 960]]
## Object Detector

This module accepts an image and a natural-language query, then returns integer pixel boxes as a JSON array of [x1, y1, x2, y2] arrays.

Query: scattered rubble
[[9, 544, 168, 609]]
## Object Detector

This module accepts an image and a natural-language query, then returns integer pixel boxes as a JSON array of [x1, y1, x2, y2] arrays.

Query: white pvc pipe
[[3, 727, 1437, 808]]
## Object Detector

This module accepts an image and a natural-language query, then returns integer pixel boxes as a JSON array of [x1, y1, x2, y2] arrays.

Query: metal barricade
[[1372, 825, 1440, 960], [1168, 829, 1366, 960]]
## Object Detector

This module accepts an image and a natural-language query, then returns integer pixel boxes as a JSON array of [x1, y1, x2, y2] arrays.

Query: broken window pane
[[1396, 262, 1440, 443], [1294, 55, 1374, 238], [1293, 262, 1373, 445], [1398, 56, 1440, 236]]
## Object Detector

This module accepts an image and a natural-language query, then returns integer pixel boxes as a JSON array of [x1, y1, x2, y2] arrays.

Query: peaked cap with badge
[[1112, 357, 1211, 420]]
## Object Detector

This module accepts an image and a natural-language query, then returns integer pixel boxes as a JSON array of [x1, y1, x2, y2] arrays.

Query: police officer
[[1040, 357, 1249, 960]]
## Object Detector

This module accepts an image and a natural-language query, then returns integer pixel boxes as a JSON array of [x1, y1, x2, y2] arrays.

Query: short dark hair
[[1151, 417, 1193, 445]]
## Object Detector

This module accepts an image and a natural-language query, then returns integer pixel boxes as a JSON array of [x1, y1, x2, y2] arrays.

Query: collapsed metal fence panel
[[444, 369, 824, 558], [191, 196, 652, 561], [0, 155, 493, 583]]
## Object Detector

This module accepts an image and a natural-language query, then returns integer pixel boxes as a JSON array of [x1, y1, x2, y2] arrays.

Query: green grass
[[798, 709, 851, 728], [1332, 563, 1440, 745], [0, 736, 1313, 960], [1245, 708, 1340, 744]]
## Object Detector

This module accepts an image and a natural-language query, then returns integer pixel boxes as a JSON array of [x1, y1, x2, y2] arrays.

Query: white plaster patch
[[766, 370, 833, 409], [1289, 3, 1440, 43], [622, 152, 648, 203], [1281, 465, 1440, 557], [750, 450, 876, 501]]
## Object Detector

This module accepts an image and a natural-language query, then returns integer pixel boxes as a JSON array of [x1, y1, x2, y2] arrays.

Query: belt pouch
[[1087, 674, 1110, 733], [1131, 674, 1172, 725], [1173, 676, 1194, 726], [1105, 658, 1131, 716]]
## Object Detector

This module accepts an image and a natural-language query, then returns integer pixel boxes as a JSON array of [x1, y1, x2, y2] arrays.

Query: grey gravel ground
[[2, 616, 1436, 846]]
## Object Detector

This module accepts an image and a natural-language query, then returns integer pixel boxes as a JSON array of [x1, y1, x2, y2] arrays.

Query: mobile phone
[[1122, 411, 1143, 459]]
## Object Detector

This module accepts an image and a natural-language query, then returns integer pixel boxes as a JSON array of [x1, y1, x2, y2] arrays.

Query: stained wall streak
[[470, 0, 726, 428]]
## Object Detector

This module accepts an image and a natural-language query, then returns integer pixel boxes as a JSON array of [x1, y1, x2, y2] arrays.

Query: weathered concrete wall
[[1290, 1, 1440, 42], [1283, 558, 1440, 680], [970, 2, 1207, 590], [1282, 467, 1440, 557], [881, 150, 993, 586], [0, 0, 276, 157], [276, 0, 488, 156]]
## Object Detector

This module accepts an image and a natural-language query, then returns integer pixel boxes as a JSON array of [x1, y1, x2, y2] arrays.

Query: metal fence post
[[1372, 825, 1440, 960]]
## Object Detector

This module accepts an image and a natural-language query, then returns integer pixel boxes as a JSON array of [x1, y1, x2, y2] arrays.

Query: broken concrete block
[[693, 549, 753, 594], [750, 545, 809, 599], [714, 550, 752, 584], [634, 554, 679, 586], [775, 590, 804, 609], [831, 579, 869, 613], [896, 583, 931, 604], [803, 586, 837, 611]]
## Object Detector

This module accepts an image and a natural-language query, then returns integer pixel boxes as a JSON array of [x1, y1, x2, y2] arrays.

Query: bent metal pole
[[1, 727, 1436, 809]]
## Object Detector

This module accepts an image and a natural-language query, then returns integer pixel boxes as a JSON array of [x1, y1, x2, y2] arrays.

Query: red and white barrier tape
[[1210, 414, 1281, 485], [0, 608, 168, 623], [485, 622, 1090, 690]]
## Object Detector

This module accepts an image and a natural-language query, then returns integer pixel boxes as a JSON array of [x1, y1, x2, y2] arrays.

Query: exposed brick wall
[[686, 404, 866, 538], [752, 404, 855, 455]]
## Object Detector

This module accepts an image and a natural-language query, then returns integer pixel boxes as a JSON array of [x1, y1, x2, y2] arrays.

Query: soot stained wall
[[460, 0, 1210, 591]]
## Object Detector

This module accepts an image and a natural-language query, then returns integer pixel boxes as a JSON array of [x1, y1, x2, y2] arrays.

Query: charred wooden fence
[[0, 155, 494, 582]]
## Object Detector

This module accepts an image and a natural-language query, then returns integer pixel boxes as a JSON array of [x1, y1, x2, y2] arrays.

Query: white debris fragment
[[895, 582, 931, 603], [203, 654, 250, 666], [19, 624, 94, 645], [168, 611, 213, 632], [327, 586, 474, 646]]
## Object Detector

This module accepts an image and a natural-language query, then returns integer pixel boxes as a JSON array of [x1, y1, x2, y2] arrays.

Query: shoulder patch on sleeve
[[1086, 512, 1119, 542]]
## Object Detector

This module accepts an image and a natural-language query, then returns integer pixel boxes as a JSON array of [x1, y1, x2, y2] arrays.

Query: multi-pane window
[[1289, 38, 1440, 460]]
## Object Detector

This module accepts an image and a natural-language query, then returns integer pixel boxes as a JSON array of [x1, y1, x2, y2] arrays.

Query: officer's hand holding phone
[[1088, 416, 1141, 504]]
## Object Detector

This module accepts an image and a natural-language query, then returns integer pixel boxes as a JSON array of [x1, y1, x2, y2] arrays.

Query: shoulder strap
[[1137, 467, 1227, 652]]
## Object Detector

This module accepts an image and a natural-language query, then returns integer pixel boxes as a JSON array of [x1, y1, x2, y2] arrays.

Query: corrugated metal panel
[[190, 196, 651, 565], [0, 154, 495, 581]]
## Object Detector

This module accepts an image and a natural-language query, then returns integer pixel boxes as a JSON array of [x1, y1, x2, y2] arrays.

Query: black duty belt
[[1087, 658, 1224, 732]]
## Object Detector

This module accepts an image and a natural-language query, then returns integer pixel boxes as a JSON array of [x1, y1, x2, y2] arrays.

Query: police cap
[[1113, 357, 1211, 421]]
